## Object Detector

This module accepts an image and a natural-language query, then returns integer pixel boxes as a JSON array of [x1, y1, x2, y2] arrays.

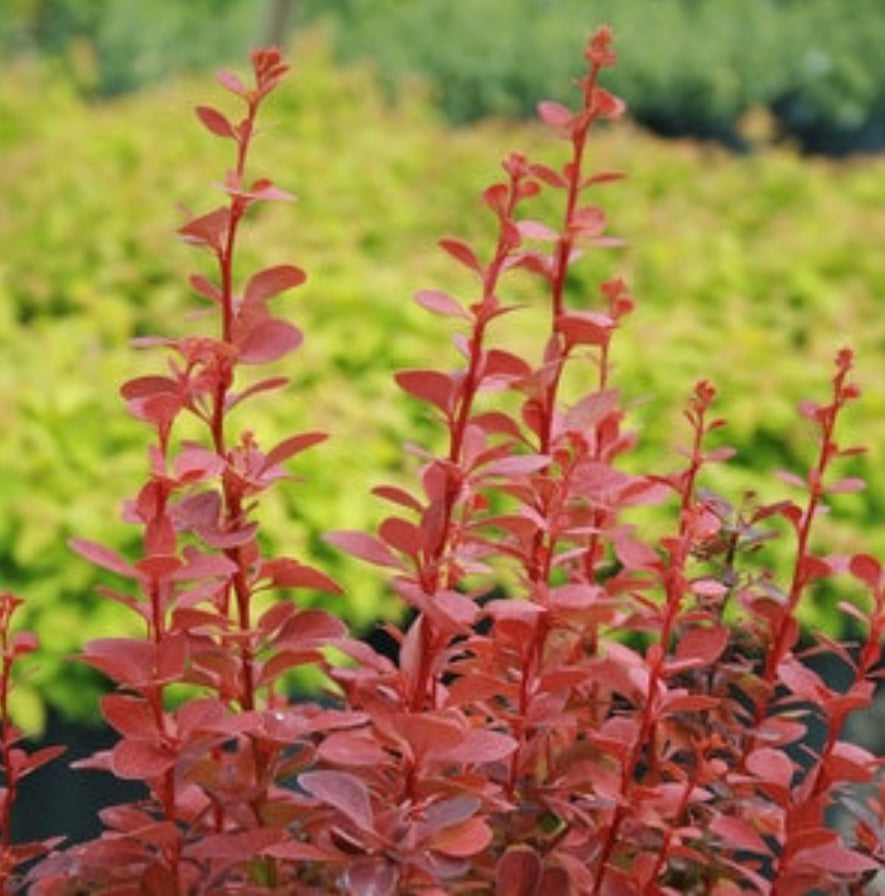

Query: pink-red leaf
[[69, 538, 136, 578], [432, 816, 492, 858], [537, 100, 573, 131], [120, 375, 179, 402], [372, 484, 423, 514], [101, 694, 161, 741], [178, 207, 229, 252], [439, 237, 480, 274], [849, 552, 882, 588], [342, 860, 398, 896], [262, 431, 327, 471], [227, 376, 290, 409], [317, 730, 389, 767], [437, 729, 518, 765], [673, 625, 729, 668], [414, 289, 470, 319], [260, 558, 343, 594], [379, 516, 424, 558], [216, 68, 247, 96], [746, 747, 794, 792], [557, 310, 613, 347], [325, 530, 404, 569], [788, 837, 880, 875], [195, 105, 235, 139], [272, 609, 347, 652], [394, 369, 454, 414], [190, 273, 222, 303], [298, 770, 373, 831], [710, 815, 772, 856], [238, 319, 303, 363], [496, 845, 543, 895], [111, 739, 176, 780], [244, 264, 307, 304]]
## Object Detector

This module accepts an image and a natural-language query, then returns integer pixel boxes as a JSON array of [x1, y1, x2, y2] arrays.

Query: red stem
[[593, 388, 710, 892]]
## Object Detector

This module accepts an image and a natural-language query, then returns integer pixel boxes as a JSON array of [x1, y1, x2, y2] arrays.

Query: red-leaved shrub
[[0, 26, 882, 896]]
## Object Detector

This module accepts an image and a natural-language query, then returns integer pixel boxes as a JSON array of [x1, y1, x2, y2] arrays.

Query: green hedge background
[[2, 2, 885, 726]]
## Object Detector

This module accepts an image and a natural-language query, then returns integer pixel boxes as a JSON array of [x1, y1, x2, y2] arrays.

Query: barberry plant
[[0, 25, 881, 896]]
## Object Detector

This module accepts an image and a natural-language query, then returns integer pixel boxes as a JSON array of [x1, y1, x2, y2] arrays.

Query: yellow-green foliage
[[1, 30, 883, 722]]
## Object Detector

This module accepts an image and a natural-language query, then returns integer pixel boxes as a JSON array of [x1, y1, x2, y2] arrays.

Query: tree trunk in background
[[264, 0, 295, 48]]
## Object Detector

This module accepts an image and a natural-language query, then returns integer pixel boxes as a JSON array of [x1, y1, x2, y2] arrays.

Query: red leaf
[[111, 739, 176, 780], [195, 105, 235, 139], [788, 838, 880, 875], [659, 692, 720, 715], [517, 219, 558, 241], [798, 554, 832, 583], [298, 770, 374, 831], [556, 310, 613, 347], [170, 549, 236, 582], [417, 795, 480, 839], [246, 178, 294, 202], [244, 264, 307, 304], [396, 713, 464, 763], [372, 484, 424, 513], [69, 538, 136, 578], [746, 747, 794, 792], [178, 207, 229, 252], [216, 68, 247, 96], [9, 745, 65, 779], [561, 388, 620, 433], [10, 631, 38, 658], [483, 349, 533, 380], [257, 649, 323, 686], [537, 100, 573, 131], [496, 845, 543, 896], [238, 319, 303, 363], [710, 815, 772, 856], [318, 730, 389, 767], [262, 431, 327, 471], [437, 729, 518, 765], [173, 445, 224, 481], [828, 741, 876, 782], [481, 453, 550, 477], [156, 633, 188, 682], [414, 289, 469, 319], [849, 553, 882, 587], [227, 376, 290, 409], [263, 841, 330, 862], [432, 816, 492, 857], [439, 237, 480, 273], [379, 516, 424, 558], [120, 375, 179, 401], [673, 625, 729, 668], [394, 369, 454, 414], [275, 607, 347, 646], [101, 694, 161, 741], [583, 170, 626, 187], [189, 274, 222, 303], [482, 182, 509, 215], [342, 859, 398, 896], [529, 161, 567, 187], [613, 534, 658, 571], [568, 205, 607, 237], [260, 558, 343, 594], [325, 530, 404, 569], [777, 655, 825, 700]]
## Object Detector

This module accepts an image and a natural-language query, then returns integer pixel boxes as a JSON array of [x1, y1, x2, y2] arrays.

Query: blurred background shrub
[[6, 0, 884, 154], [1, 0, 884, 726]]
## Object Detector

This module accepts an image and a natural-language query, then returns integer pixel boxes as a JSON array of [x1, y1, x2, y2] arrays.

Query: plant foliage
[[0, 29, 882, 894]]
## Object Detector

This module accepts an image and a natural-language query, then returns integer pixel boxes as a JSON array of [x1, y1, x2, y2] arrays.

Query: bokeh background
[[1, 0, 884, 777]]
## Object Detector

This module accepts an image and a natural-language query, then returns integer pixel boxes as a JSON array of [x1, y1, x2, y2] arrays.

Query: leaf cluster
[[0, 30, 881, 894]]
